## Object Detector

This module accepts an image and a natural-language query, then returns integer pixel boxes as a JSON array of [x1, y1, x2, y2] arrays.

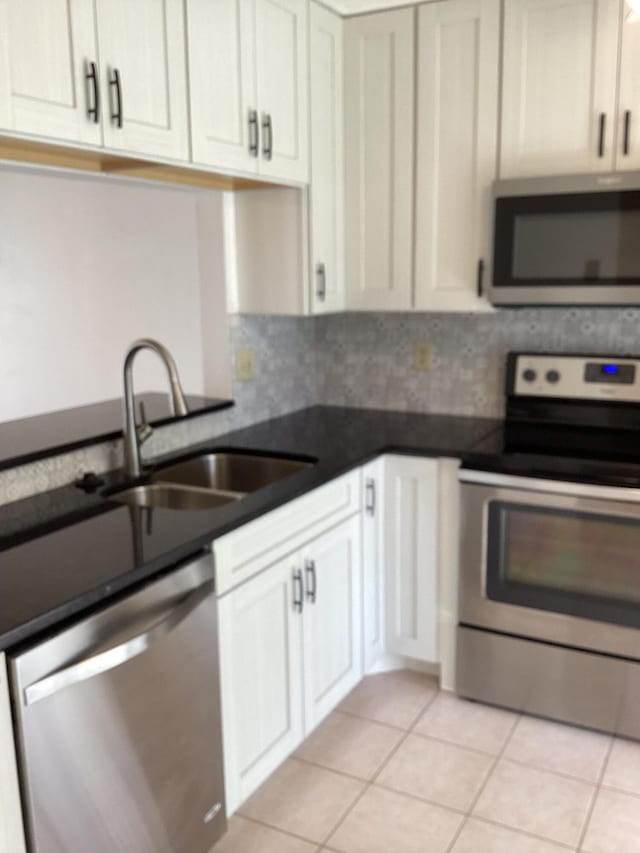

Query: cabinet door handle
[[262, 113, 273, 160], [292, 568, 304, 613], [365, 478, 376, 516], [624, 110, 632, 157], [477, 258, 485, 299], [85, 61, 100, 124], [598, 112, 606, 158], [316, 263, 326, 302], [248, 109, 259, 156], [305, 560, 317, 604], [109, 67, 123, 128]]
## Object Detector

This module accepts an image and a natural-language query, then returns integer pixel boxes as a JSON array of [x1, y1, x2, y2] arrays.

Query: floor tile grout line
[[291, 753, 385, 785], [469, 814, 578, 850], [576, 735, 615, 852], [444, 711, 522, 853], [335, 705, 425, 733], [237, 812, 333, 847], [317, 688, 441, 850]]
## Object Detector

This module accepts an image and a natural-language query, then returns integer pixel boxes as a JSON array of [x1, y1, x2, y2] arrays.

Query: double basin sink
[[109, 452, 315, 511]]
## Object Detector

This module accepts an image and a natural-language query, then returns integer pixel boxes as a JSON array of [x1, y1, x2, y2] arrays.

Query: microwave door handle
[[23, 581, 212, 707]]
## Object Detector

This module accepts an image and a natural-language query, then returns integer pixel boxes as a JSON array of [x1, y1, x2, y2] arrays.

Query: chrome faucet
[[123, 338, 189, 478]]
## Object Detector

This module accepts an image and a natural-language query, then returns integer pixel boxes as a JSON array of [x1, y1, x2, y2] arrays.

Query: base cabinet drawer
[[218, 515, 362, 814], [215, 470, 361, 596]]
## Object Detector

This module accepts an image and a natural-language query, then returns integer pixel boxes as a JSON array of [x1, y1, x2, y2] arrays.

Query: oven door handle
[[459, 469, 640, 504]]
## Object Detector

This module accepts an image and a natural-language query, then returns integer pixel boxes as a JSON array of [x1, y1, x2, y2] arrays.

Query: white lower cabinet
[[361, 458, 385, 671], [383, 455, 439, 664], [302, 518, 362, 732], [218, 514, 362, 814]]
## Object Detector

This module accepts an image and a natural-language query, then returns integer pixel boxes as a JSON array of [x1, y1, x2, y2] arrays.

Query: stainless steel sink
[[109, 483, 241, 511], [155, 452, 314, 494]]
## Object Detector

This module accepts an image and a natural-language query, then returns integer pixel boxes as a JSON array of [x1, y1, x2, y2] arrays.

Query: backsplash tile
[[1, 307, 639, 507]]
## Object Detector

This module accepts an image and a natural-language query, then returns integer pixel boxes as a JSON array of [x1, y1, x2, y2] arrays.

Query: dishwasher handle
[[23, 579, 213, 707]]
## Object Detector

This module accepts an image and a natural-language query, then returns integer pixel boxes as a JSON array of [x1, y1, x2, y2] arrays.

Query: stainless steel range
[[457, 352, 640, 737]]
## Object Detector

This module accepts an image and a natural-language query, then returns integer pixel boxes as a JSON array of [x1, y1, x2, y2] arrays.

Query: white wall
[[0, 167, 231, 423]]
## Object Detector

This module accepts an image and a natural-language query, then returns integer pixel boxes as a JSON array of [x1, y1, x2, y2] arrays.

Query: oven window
[[487, 502, 640, 628]]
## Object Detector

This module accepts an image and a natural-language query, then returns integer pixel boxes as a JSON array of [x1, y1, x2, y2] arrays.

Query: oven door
[[459, 471, 640, 659]]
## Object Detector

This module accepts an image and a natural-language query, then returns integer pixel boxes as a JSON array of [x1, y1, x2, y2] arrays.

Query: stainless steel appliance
[[489, 172, 640, 306], [458, 353, 640, 737], [10, 551, 227, 853]]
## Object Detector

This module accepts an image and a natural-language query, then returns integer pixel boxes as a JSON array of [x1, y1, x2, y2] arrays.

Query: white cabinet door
[[384, 455, 439, 663], [255, 0, 309, 183], [500, 0, 620, 177], [218, 555, 304, 814], [345, 9, 415, 311], [0, 0, 101, 146], [309, 2, 345, 314], [187, 0, 258, 173], [361, 459, 385, 672], [302, 516, 362, 732], [0, 654, 27, 853], [414, 0, 499, 312], [617, 11, 640, 171], [96, 0, 189, 160]]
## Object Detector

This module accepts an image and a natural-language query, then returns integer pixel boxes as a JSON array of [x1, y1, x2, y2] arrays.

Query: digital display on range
[[584, 363, 636, 384]]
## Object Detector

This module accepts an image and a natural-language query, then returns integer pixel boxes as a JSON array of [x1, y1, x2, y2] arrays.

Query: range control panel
[[511, 354, 640, 402]]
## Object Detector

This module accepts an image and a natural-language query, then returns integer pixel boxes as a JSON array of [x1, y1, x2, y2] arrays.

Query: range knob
[[522, 369, 537, 383], [546, 369, 560, 384]]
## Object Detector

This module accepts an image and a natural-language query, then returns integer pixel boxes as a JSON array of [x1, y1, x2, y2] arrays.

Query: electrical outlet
[[413, 341, 433, 372], [235, 348, 255, 381]]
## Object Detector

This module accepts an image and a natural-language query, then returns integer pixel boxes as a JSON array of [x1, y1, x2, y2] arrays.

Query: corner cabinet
[[414, 0, 500, 312], [187, 0, 309, 183], [309, 2, 345, 313], [500, 0, 620, 177], [344, 8, 415, 311], [383, 455, 439, 663]]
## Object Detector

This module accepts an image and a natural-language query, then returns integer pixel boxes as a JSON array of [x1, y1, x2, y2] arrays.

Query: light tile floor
[[213, 670, 640, 853]]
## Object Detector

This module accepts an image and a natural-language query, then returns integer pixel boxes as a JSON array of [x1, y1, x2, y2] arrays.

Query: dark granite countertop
[[0, 406, 502, 652]]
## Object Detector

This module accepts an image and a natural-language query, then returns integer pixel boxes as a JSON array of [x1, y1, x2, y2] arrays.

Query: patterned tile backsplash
[[2, 308, 639, 506]]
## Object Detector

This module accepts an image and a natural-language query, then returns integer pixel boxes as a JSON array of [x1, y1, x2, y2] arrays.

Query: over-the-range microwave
[[489, 172, 640, 307]]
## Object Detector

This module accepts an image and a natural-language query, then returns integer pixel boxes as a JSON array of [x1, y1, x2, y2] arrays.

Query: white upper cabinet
[[187, 0, 257, 173], [500, 0, 621, 178], [255, 0, 309, 183], [95, 0, 189, 160], [0, 0, 101, 146], [187, 0, 309, 182], [414, 0, 500, 312], [345, 8, 415, 311], [309, 2, 345, 313], [617, 10, 640, 171]]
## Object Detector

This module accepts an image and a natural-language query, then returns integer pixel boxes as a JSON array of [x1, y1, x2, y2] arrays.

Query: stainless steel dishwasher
[[9, 551, 227, 853]]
